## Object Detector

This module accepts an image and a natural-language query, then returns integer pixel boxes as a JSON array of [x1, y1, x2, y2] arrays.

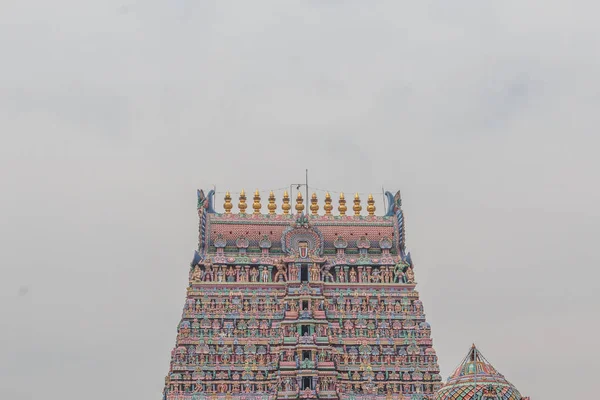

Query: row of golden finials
[[221, 190, 377, 216]]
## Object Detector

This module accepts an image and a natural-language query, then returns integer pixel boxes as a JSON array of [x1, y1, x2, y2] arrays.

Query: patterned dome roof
[[435, 345, 524, 400]]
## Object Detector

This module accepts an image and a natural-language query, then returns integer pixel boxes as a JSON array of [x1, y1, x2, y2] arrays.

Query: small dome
[[435, 345, 525, 400]]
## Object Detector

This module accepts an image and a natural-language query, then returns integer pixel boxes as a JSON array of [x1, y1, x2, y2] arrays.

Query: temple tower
[[163, 188, 442, 400]]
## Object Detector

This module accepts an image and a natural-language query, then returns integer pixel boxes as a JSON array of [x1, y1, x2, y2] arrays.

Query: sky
[[1, 1, 599, 399]]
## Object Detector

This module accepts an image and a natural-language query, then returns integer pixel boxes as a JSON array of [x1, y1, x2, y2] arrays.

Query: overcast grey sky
[[1, 1, 599, 399]]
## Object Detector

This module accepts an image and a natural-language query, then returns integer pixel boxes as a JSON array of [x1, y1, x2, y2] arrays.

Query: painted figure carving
[[361, 268, 368, 283], [405, 265, 415, 283], [322, 265, 334, 282], [191, 265, 202, 282], [203, 259, 213, 281], [349, 268, 357, 283], [337, 268, 346, 283], [288, 263, 298, 281], [381, 267, 389, 283], [310, 263, 320, 281], [226, 266, 236, 282], [393, 263, 406, 283], [372, 268, 381, 283], [274, 259, 287, 282], [260, 266, 269, 282]]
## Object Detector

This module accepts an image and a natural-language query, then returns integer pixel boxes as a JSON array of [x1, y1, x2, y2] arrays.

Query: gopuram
[[162, 189, 529, 400]]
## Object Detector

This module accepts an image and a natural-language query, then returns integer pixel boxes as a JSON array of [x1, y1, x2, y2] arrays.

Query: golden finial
[[338, 192, 347, 216], [238, 189, 247, 214], [224, 191, 233, 214], [310, 193, 319, 216], [295, 192, 304, 213], [282, 190, 291, 215], [367, 194, 376, 216], [324, 192, 333, 216], [353, 193, 362, 216], [252, 189, 261, 214], [268, 191, 277, 215]]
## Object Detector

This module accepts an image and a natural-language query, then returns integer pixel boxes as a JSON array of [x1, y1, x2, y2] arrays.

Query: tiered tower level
[[163, 189, 443, 400]]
